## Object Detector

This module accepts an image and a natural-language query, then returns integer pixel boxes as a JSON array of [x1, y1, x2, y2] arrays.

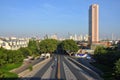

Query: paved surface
[[59, 55, 66, 79], [18, 54, 102, 80], [11, 58, 44, 74], [63, 61, 77, 80], [19, 58, 51, 78], [75, 58, 103, 75]]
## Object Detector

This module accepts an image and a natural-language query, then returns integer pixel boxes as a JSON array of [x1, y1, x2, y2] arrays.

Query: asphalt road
[[59, 55, 66, 79], [30, 55, 57, 80], [14, 58, 44, 74], [75, 57, 103, 75], [20, 54, 102, 80]]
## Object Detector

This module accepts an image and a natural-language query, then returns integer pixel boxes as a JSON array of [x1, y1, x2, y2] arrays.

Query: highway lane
[[50, 56, 57, 79], [75, 58, 103, 75], [67, 56, 103, 80], [63, 55, 88, 80], [30, 55, 58, 80], [62, 61, 77, 80], [59, 55, 66, 79], [57, 54, 91, 80], [19, 54, 102, 80]]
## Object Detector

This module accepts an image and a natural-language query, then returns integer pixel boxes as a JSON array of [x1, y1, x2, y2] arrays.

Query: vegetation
[[93, 45, 120, 79], [59, 39, 79, 55], [0, 40, 39, 78], [115, 59, 120, 79], [0, 63, 22, 78], [0, 48, 24, 67], [94, 46, 120, 67], [28, 64, 33, 71], [28, 40, 39, 55], [0, 39, 79, 78], [39, 39, 58, 53], [19, 48, 32, 58]]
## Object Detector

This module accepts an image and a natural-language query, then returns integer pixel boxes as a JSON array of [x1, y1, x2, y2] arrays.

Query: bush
[[115, 59, 120, 78], [94, 46, 120, 67], [28, 65, 33, 71], [0, 71, 5, 78]]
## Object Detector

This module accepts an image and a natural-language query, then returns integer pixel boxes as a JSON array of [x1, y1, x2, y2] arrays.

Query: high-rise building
[[89, 4, 99, 44]]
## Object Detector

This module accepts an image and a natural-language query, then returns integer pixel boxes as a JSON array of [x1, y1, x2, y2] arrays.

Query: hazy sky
[[0, 0, 120, 39]]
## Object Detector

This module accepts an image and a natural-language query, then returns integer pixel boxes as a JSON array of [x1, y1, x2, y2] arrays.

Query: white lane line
[[64, 56, 94, 80], [63, 61, 77, 80]]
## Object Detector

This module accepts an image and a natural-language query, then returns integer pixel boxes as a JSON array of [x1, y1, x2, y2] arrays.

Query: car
[[86, 55, 91, 59]]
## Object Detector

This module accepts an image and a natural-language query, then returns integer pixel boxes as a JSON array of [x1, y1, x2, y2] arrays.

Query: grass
[[91, 62, 115, 80], [1, 63, 22, 71], [0, 62, 22, 78], [4, 72, 18, 78]]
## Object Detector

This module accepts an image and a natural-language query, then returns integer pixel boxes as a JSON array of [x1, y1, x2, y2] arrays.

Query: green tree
[[94, 46, 120, 67], [19, 48, 32, 58], [60, 39, 79, 55], [28, 40, 38, 54], [39, 39, 58, 53], [0, 48, 8, 66], [94, 46, 105, 54]]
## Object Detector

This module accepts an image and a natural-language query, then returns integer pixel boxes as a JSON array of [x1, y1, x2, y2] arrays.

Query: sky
[[0, 0, 120, 39]]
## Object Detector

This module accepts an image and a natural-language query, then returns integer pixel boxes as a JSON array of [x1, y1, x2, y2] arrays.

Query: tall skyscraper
[[89, 4, 99, 44]]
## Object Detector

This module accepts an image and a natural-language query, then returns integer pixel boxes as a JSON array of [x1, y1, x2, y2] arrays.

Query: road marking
[[57, 56, 60, 79]]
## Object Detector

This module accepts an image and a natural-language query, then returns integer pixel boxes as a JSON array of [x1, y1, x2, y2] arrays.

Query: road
[[12, 58, 44, 74], [75, 57, 103, 75], [19, 54, 102, 80]]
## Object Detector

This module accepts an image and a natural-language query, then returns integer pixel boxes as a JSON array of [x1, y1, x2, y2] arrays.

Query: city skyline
[[0, 0, 120, 40]]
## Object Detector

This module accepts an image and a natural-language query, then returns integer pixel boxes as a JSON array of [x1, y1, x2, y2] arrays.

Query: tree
[[0, 48, 8, 66], [28, 40, 38, 54], [94, 46, 120, 67], [60, 39, 79, 55], [39, 39, 58, 53], [19, 48, 32, 58], [94, 46, 105, 54]]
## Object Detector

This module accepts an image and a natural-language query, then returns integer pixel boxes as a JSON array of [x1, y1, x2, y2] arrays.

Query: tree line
[[0, 39, 78, 67], [0, 40, 39, 67], [94, 46, 120, 79]]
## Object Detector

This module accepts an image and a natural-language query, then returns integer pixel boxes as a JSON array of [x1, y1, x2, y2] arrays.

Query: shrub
[[28, 65, 33, 71], [115, 59, 120, 78]]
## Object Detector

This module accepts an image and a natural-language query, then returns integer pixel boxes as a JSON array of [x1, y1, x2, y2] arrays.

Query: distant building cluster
[[0, 37, 29, 50], [69, 34, 88, 41], [42, 34, 89, 41], [44, 34, 58, 40]]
